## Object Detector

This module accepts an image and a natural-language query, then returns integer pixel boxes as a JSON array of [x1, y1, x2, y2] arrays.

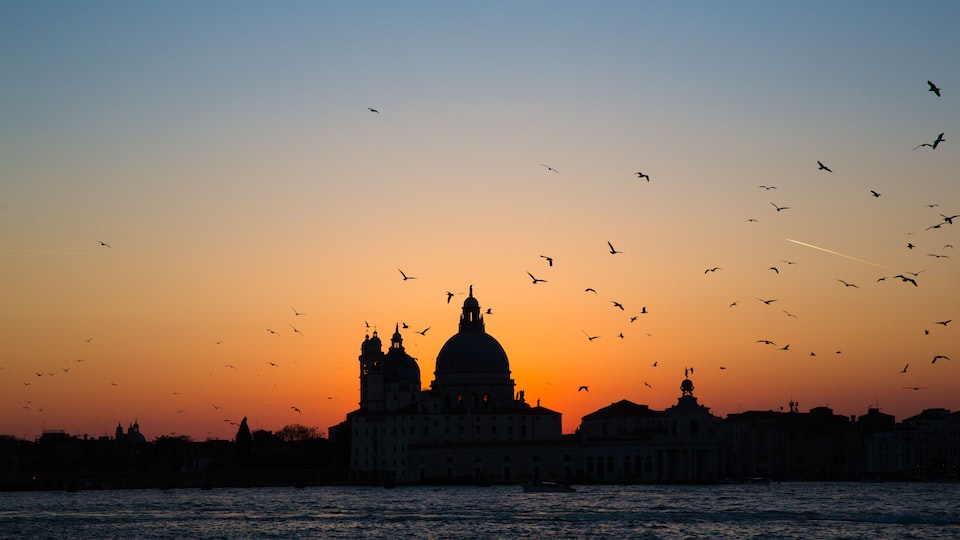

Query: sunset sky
[[2, 1, 958, 441]]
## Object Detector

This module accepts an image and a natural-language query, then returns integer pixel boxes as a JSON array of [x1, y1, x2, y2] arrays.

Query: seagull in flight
[[928, 80, 941, 97], [584, 287, 597, 294], [368, 107, 379, 113], [578, 386, 589, 392], [870, 190, 881, 198], [446, 291, 455, 304], [527, 271, 547, 284], [817, 161, 832, 172], [892, 274, 918, 286], [756, 339, 776, 345], [291, 406, 302, 414], [837, 279, 859, 288], [267, 328, 279, 335], [759, 185, 777, 190], [902, 386, 926, 391], [607, 241, 623, 254], [771, 202, 790, 212], [914, 132, 945, 150], [540, 163, 560, 174], [98, 241, 111, 248], [611, 301, 625, 310], [756, 298, 777, 305], [932, 355, 950, 364], [941, 214, 959, 225], [635, 171, 650, 181], [291, 306, 306, 316], [289, 324, 303, 337], [934, 320, 952, 326], [398, 268, 417, 280], [540, 255, 553, 266], [899, 364, 909, 374], [704, 267, 722, 274], [582, 330, 599, 341], [417, 327, 431, 336]]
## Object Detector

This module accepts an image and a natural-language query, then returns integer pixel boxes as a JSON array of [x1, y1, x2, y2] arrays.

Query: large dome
[[435, 331, 509, 375], [434, 286, 511, 376]]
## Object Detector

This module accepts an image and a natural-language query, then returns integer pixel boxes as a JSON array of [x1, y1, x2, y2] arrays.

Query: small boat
[[522, 481, 575, 493]]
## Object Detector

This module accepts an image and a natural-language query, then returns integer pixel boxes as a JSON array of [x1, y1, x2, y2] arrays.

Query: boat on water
[[522, 481, 575, 493]]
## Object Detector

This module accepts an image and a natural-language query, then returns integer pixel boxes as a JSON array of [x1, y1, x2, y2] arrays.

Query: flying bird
[[417, 327, 431, 336], [540, 163, 559, 174], [611, 301, 625, 310], [398, 268, 417, 280], [635, 171, 650, 181], [267, 328, 279, 335], [584, 288, 597, 294], [817, 161, 832, 172], [607, 241, 623, 254], [837, 279, 859, 288], [578, 386, 589, 392], [771, 203, 790, 212], [643, 381, 652, 388], [756, 298, 777, 305], [759, 185, 777, 190], [704, 267, 722, 273], [446, 291, 455, 303], [289, 324, 303, 337], [540, 255, 553, 266], [932, 355, 950, 364], [914, 132, 945, 150], [291, 306, 306, 316], [756, 339, 776, 345], [892, 274, 918, 286], [870, 190, 881, 198], [934, 320, 952, 326], [927, 80, 941, 97], [769, 266, 779, 274], [941, 214, 959, 225], [98, 241, 111, 248], [527, 271, 547, 284], [902, 387, 927, 391], [367, 107, 379, 113], [291, 406, 302, 414], [899, 364, 909, 374], [583, 331, 599, 341]]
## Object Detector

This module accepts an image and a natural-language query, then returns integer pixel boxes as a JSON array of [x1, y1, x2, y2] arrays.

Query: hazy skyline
[[2, 1, 958, 441]]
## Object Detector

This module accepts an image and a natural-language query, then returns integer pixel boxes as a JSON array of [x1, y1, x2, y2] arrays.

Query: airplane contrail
[[785, 238, 890, 269]]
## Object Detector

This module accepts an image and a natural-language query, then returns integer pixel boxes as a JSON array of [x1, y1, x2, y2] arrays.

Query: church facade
[[331, 287, 722, 485]]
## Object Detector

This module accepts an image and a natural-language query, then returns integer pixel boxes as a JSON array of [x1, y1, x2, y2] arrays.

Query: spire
[[391, 323, 404, 351], [459, 286, 484, 332]]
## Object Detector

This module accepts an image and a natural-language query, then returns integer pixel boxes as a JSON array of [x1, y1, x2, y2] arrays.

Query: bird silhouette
[[540, 163, 559, 174], [643, 381, 652, 388], [266, 361, 278, 367], [540, 255, 553, 266], [771, 202, 791, 212], [367, 107, 379, 113], [837, 279, 859, 288], [267, 328, 279, 335], [892, 274, 918, 286], [756, 298, 777, 305], [769, 266, 779, 274], [611, 301, 625, 310], [607, 241, 623, 254], [291, 406, 302, 414], [817, 160, 832, 172], [941, 214, 959, 224], [934, 320, 951, 326], [398, 268, 417, 280], [446, 291, 455, 303], [584, 287, 597, 294], [289, 324, 303, 337], [640, 306, 648, 314], [704, 267, 722, 273], [914, 132, 945, 150], [927, 80, 941, 97], [527, 271, 547, 284], [899, 364, 909, 374], [417, 327, 431, 336], [870, 190, 881, 198], [759, 185, 777, 190], [291, 306, 306, 316], [756, 339, 776, 345], [578, 386, 589, 392], [582, 330, 599, 341], [932, 355, 950, 364], [98, 241, 111, 248], [902, 386, 926, 391], [635, 171, 650, 181], [652, 362, 657, 367]]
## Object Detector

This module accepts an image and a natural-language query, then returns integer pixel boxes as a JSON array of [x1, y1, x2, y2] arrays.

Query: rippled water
[[1, 482, 958, 539]]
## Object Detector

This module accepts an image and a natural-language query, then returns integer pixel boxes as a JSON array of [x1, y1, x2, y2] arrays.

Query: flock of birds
[[369, 79, 955, 405]]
